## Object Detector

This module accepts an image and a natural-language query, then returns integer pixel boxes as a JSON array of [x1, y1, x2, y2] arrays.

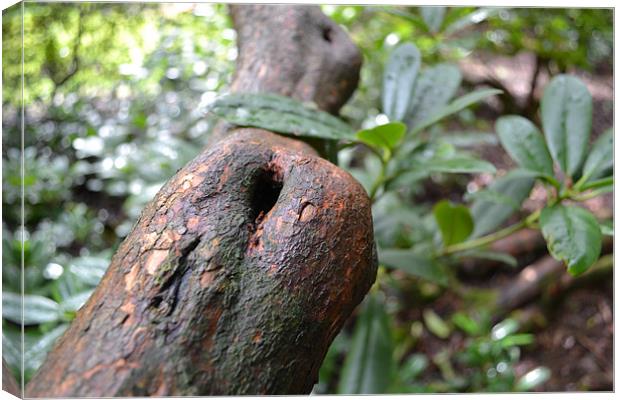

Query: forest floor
[[413, 51, 614, 392]]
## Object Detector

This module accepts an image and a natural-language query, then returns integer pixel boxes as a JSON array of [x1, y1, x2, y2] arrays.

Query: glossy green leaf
[[581, 128, 613, 184], [433, 200, 473, 246], [338, 293, 394, 394], [407, 64, 462, 130], [424, 156, 496, 174], [2, 292, 62, 325], [356, 122, 406, 152], [420, 6, 445, 33], [208, 93, 355, 140], [540, 205, 602, 276], [541, 75, 592, 176], [496, 116, 554, 176], [411, 89, 502, 136], [379, 248, 448, 286], [470, 170, 535, 237], [515, 367, 551, 391], [423, 309, 451, 339], [382, 42, 421, 121]]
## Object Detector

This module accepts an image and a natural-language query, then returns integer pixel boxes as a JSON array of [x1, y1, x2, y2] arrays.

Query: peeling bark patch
[[146, 250, 169, 275], [120, 302, 136, 326], [125, 263, 140, 291], [299, 202, 316, 222], [200, 269, 216, 288], [187, 216, 201, 231]]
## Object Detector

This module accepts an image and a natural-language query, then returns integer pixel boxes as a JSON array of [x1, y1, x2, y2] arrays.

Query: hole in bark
[[250, 168, 283, 224], [149, 295, 163, 308], [322, 27, 333, 43]]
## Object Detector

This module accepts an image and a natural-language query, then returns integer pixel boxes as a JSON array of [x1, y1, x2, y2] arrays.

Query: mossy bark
[[26, 4, 375, 397]]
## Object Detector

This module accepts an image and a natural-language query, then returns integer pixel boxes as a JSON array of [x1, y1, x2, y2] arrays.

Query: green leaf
[[399, 354, 428, 382], [338, 293, 394, 394], [382, 42, 421, 121], [2, 292, 62, 325], [24, 324, 69, 374], [499, 333, 534, 348], [496, 116, 554, 176], [580, 128, 613, 184], [458, 249, 517, 268], [470, 170, 535, 237], [444, 7, 498, 35], [491, 318, 519, 340], [420, 6, 446, 33], [433, 200, 473, 246], [407, 64, 462, 130], [411, 89, 502, 136], [540, 205, 602, 276], [515, 367, 551, 391], [541, 75, 593, 177], [451, 312, 482, 336], [356, 122, 406, 152], [580, 175, 613, 191], [379, 248, 448, 286], [600, 219, 613, 236], [208, 93, 355, 141], [2, 332, 22, 374], [424, 156, 496, 174], [69, 256, 109, 286], [60, 290, 94, 313], [442, 131, 498, 148], [423, 309, 451, 339]]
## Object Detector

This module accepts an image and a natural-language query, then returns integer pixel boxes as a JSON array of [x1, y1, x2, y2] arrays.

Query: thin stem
[[368, 162, 386, 202], [439, 209, 541, 256], [571, 188, 612, 202]]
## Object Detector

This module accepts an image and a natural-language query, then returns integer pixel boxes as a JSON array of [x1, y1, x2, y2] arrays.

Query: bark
[[26, 5, 374, 397], [209, 5, 361, 150], [2, 358, 20, 398], [229, 5, 361, 115], [496, 237, 613, 313]]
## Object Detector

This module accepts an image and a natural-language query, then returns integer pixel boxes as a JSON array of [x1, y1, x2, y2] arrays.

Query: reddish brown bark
[[26, 4, 374, 397]]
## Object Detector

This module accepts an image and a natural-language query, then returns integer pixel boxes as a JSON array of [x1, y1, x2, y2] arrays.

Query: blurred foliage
[[1, 2, 612, 393], [2, 1, 235, 383], [323, 5, 613, 125]]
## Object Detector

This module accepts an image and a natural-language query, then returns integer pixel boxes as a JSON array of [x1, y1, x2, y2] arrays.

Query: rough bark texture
[[209, 4, 361, 145], [230, 5, 361, 115], [26, 4, 374, 397]]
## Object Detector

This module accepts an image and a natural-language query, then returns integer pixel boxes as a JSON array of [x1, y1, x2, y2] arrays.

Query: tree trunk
[[25, 5, 375, 397], [3, 359, 20, 397]]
